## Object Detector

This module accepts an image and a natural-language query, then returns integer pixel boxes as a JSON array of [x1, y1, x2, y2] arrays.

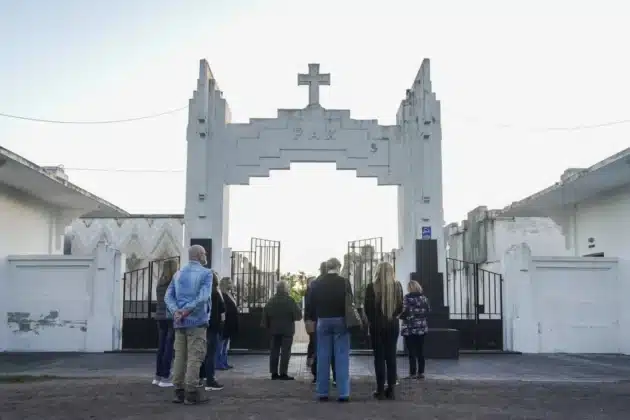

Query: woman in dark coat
[[153, 259, 179, 387], [216, 277, 238, 370], [400, 280, 430, 379], [199, 271, 225, 391]]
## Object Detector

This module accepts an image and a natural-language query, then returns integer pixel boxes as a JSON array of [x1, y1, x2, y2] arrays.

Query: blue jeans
[[155, 320, 174, 378], [316, 317, 350, 398], [216, 338, 230, 369], [199, 330, 219, 383]]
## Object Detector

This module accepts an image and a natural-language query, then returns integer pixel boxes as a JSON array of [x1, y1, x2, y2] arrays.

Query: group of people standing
[[298, 257, 431, 401], [151, 245, 239, 404], [155, 245, 430, 405]]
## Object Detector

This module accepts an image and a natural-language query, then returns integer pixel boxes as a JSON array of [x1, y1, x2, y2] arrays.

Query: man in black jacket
[[304, 262, 337, 384], [262, 280, 303, 380]]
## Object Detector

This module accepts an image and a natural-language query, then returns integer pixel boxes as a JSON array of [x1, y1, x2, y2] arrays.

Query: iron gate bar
[[347, 237, 396, 306], [231, 238, 281, 311], [445, 257, 503, 350], [121, 256, 181, 349], [251, 237, 281, 307]]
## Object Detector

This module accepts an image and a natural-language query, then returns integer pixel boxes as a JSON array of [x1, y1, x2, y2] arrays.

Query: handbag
[[344, 288, 363, 329], [305, 320, 316, 334]]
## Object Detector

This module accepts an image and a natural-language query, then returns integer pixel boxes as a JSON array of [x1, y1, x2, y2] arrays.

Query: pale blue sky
[[1, 0, 629, 272]]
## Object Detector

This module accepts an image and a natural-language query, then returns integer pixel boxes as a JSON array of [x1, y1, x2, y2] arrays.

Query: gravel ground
[[1, 377, 629, 420]]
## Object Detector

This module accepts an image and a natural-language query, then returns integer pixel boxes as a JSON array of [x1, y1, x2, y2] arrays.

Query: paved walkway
[[1, 353, 629, 419], [1, 352, 630, 383], [1, 376, 629, 419]]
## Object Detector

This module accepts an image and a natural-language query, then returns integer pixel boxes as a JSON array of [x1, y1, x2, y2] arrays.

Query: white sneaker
[[152, 378, 160, 385], [158, 380, 174, 388]]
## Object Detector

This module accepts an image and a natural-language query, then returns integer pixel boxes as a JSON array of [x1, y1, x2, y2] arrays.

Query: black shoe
[[384, 387, 395, 400], [311, 377, 316, 384], [337, 397, 350, 402], [172, 388, 185, 404], [204, 379, 224, 391], [373, 390, 385, 400], [184, 390, 209, 405], [271, 373, 280, 380], [318, 396, 329, 402], [417, 373, 425, 379], [278, 374, 294, 380]]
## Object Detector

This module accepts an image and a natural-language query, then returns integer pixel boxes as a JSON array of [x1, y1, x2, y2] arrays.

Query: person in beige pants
[[164, 245, 213, 405]]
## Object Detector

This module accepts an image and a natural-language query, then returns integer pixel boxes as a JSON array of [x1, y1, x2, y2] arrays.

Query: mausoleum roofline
[[80, 213, 184, 219], [0, 145, 129, 218], [500, 147, 630, 217]]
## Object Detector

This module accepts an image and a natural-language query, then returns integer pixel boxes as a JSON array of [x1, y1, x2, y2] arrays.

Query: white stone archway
[[183, 59, 446, 292]]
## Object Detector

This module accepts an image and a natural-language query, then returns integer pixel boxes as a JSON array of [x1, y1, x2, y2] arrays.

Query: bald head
[[189, 244, 208, 266]]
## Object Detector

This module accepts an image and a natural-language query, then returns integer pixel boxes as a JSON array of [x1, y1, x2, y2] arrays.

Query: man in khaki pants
[[165, 245, 212, 404]]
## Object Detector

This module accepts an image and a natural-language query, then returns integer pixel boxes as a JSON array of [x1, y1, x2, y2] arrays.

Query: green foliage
[[281, 271, 311, 303]]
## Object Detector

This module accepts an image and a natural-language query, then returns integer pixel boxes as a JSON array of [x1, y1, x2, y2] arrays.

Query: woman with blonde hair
[[153, 258, 179, 387], [400, 280, 430, 379], [364, 261, 403, 400]]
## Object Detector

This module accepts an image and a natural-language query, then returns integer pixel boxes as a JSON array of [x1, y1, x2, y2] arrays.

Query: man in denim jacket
[[165, 244, 212, 404]]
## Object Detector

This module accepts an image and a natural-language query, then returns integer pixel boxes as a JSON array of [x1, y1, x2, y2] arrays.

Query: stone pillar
[[395, 59, 447, 352], [397, 59, 446, 299], [184, 59, 231, 271], [85, 241, 123, 352], [501, 243, 536, 353]]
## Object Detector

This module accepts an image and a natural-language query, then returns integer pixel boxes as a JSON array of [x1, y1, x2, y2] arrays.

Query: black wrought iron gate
[[346, 237, 396, 349], [230, 237, 281, 350], [122, 256, 180, 349], [445, 258, 503, 350], [231, 238, 281, 310]]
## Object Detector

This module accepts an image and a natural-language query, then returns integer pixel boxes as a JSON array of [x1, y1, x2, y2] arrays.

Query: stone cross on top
[[298, 63, 330, 107]]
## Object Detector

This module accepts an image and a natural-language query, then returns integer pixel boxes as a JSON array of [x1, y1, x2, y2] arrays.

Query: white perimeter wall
[[502, 243, 625, 354], [571, 184, 630, 354], [0, 242, 123, 352], [445, 215, 569, 321]]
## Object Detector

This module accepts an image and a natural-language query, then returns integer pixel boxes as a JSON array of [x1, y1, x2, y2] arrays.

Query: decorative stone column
[[184, 59, 231, 270]]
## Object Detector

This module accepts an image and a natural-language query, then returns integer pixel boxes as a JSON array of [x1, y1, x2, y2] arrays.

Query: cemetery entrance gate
[[230, 237, 281, 350]]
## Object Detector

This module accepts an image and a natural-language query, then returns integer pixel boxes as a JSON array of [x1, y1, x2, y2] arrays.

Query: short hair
[[188, 244, 206, 261], [319, 261, 327, 275], [219, 277, 231, 292], [325, 258, 342, 272], [276, 280, 289, 294], [408, 280, 423, 293]]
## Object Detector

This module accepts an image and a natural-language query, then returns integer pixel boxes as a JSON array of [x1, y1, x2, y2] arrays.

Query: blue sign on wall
[[421, 226, 432, 239]]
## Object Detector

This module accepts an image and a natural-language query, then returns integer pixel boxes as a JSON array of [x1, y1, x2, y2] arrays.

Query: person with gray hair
[[306, 257, 353, 402], [261, 279, 303, 380], [305, 261, 337, 384], [164, 244, 212, 405]]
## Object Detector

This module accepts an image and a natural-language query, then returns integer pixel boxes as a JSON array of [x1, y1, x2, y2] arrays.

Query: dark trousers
[[307, 332, 316, 359], [311, 333, 336, 380], [155, 320, 174, 378], [270, 334, 293, 375], [372, 326, 399, 392], [405, 334, 426, 375], [199, 328, 219, 383]]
